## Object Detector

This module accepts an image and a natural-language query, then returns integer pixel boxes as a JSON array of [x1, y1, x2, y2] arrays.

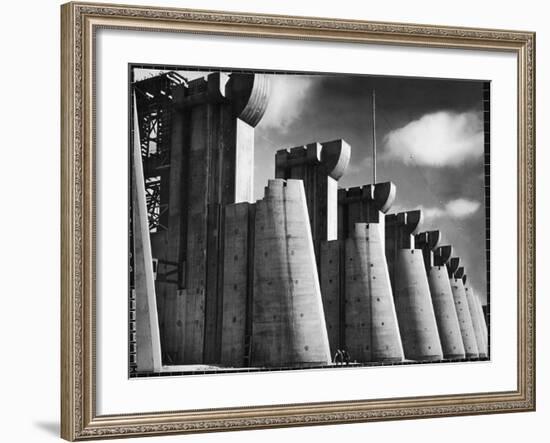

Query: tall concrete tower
[[137, 72, 271, 365], [386, 211, 443, 361], [275, 140, 350, 355], [447, 259, 479, 358], [340, 183, 404, 362], [251, 179, 332, 367], [415, 235, 465, 359], [275, 139, 351, 256], [179, 73, 271, 364], [472, 292, 489, 356], [462, 273, 488, 358]]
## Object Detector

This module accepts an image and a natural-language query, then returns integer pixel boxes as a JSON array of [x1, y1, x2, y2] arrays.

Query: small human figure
[[341, 349, 351, 366], [333, 349, 344, 365]]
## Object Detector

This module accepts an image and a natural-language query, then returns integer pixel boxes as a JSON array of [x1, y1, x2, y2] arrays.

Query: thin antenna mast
[[372, 89, 377, 184]]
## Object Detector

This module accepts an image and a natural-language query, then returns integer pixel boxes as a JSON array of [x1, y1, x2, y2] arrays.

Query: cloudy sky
[[253, 72, 487, 304], [134, 67, 488, 304]]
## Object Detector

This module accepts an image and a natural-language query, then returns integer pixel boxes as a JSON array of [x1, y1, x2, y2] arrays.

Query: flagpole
[[372, 89, 377, 184]]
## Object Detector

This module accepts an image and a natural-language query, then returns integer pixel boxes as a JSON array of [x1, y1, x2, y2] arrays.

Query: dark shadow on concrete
[[34, 421, 59, 437]]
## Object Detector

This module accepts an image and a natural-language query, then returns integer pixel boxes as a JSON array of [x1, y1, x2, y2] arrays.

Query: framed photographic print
[[60, 1, 536, 440]]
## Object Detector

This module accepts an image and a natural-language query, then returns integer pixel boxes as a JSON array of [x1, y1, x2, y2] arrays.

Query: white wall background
[[0, 0, 546, 441]]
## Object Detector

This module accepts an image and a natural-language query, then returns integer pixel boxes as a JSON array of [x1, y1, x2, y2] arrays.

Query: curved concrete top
[[434, 245, 453, 265], [397, 210, 423, 235], [416, 230, 441, 251], [228, 73, 271, 127], [374, 182, 397, 213], [386, 209, 423, 235], [447, 257, 460, 275], [320, 139, 351, 180], [339, 181, 396, 213]]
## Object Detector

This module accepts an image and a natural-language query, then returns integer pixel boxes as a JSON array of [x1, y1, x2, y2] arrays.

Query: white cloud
[[421, 198, 481, 220], [423, 206, 446, 219], [445, 198, 481, 218], [259, 75, 317, 132], [384, 111, 483, 166]]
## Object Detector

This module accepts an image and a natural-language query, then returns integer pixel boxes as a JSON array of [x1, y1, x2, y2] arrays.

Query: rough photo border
[[127, 62, 492, 378]]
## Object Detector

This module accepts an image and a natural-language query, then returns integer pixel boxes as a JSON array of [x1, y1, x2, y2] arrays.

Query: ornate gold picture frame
[[61, 1, 535, 440]]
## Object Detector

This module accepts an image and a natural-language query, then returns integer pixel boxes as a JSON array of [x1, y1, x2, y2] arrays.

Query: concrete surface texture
[[344, 223, 404, 362], [472, 291, 489, 352], [464, 279, 489, 357], [220, 202, 254, 367], [319, 240, 342, 354], [132, 95, 162, 372], [386, 212, 443, 361], [417, 237, 466, 359], [251, 179, 332, 367], [139, 72, 271, 367], [426, 265, 466, 359], [275, 139, 351, 254], [393, 248, 444, 360], [448, 259, 480, 358]]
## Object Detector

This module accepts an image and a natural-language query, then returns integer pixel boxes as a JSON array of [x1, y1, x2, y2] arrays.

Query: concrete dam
[[129, 71, 489, 374]]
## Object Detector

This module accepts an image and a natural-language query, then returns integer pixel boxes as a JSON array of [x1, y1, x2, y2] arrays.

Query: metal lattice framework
[[144, 175, 164, 232], [133, 71, 187, 232]]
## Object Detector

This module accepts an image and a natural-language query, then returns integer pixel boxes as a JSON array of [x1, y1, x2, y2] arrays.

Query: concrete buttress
[[150, 72, 271, 364], [415, 237, 466, 359], [276, 140, 351, 356], [132, 94, 162, 372], [345, 223, 404, 362], [275, 140, 351, 255], [463, 275, 488, 358], [220, 202, 255, 367], [251, 179, 332, 367], [447, 260, 479, 358], [474, 296, 489, 354], [338, 182, 403, 362], [386, 211, 443, 361]]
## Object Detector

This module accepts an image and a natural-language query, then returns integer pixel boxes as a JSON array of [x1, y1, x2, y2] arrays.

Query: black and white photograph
[[1, 0, 544, 441], [129, 65, 490, 377]]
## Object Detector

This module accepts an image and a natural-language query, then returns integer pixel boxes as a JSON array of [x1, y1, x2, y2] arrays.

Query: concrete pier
[[276, 140, 351, 357], [251, 179, 331, 367], [220, 202, 255, 367], [463, 276, 488, 358], [416, 235, 465, 359], [447, 259, 479, 358], [338, 182, 396, 242], [386, 211, 443, 361], [334, 182, 403, 362], [275, 139, 351, 257], [474, 296, 489, 355], [345, 223, 404, 362], [320, 240, 342, 355], [132, 95, 162, 372], [145, 72, 270, 364]]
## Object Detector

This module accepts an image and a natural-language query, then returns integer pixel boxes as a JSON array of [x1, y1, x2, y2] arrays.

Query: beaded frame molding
[[61, 2, 535, 440]]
